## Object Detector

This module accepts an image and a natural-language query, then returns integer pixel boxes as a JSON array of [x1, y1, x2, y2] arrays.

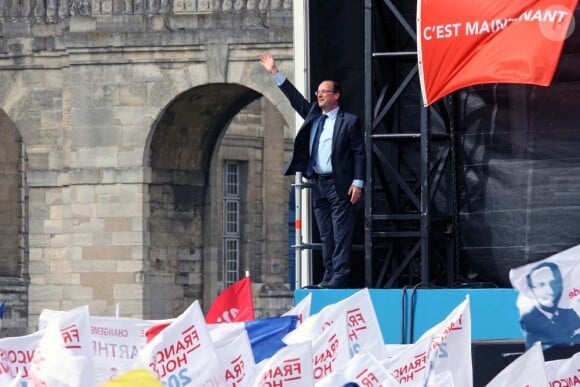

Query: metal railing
[[292, 172, 310, 289], [291, 171, 365, 289]]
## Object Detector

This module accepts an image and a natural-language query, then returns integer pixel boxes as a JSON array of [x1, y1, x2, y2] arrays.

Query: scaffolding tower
[[364, 0, 459, 288]]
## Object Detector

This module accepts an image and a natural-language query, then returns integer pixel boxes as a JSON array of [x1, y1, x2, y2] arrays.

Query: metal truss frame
[[363, 0, 458, 288]]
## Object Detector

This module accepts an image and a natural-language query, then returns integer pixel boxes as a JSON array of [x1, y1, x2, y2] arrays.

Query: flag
[[485, 341, 549, 387], [311, 312, 351, 381], [253, 341, 314, 387], [144, 321, 171, 344], [0, 301, 5, 331], [509, 244, 580, 349], [382, 297, 472, 386], [384, 343, 411, 360], [40, 309, 157, 384], [0, 328, 44, 382], [29, 316, 93, 387], [206, 276, 255, 324], [0, 305, 95, 386], [544, 351, 580, 387], [213, 329, 256, 386], [381, 332, 432, 385], [316, 350, 399, 387], [283, 288, 388, 360], [417, 0, 578, 106], [0, 368, 22, 387], [209, 316, 298, 363], [283, 292, 312, 327], [422, 296, 472, 387], [136, 301, 223, 385]]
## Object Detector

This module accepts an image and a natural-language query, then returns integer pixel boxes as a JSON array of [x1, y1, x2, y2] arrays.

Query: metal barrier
[[292, 171, 364, 289], [292, 172, 311, 289]]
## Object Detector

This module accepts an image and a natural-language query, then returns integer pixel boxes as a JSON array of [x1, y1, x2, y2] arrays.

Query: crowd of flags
[[0, 242, 578, 387]]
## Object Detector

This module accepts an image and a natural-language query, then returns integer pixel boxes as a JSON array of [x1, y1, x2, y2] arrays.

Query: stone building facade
[[0, 0, 298, 335]]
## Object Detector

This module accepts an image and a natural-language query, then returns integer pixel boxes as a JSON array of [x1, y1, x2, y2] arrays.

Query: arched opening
[[0, 110, 29, 336], [146, 83, 294, 318]]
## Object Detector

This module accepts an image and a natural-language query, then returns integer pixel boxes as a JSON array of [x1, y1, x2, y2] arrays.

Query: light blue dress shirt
[[312, 108, 337, 175]]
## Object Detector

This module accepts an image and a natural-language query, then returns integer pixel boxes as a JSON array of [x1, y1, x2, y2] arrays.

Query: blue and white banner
[[509, 245, 580, 349]]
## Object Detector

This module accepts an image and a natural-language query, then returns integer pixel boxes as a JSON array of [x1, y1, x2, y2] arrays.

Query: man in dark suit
[[259, 53, 365, 289], [520, 261, 580, 349]]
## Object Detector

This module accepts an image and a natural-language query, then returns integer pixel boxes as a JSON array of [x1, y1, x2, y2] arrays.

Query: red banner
[[205, 276, 255, 324], [418, 0, 578, 106]]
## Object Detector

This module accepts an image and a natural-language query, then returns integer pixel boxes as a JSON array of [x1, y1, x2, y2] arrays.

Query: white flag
[[384, 344, 411, 360], [509, 245, 580, 349], [29, 314, 93, 387], [0, 329, 43, 382], [544, 351, 580, 387], [311, 312, 351, 381], [283, 293, 312, 327], [283, 289, 387, 360], [208, 321, 245, 344], [422, 296, 472, 387], [316, 350, 399, 387], [485, 341, 549, 387], [136, 301, 223, 385], [253, 341, 314, 387], [40, 309, 154, 385], [0, 368, 22, 387], [381, 333, 431, 386], [213, 329, 256, 387], [0, 305, 95, 386], [88, 316, 152, 383]]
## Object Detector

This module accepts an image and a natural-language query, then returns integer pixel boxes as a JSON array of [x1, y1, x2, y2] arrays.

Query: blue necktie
[[306, 114, 327, 178]]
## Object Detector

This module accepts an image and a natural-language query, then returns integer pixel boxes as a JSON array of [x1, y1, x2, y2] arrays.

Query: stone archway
[[146, 83, 294, 318], [0, 110, 29, 336]]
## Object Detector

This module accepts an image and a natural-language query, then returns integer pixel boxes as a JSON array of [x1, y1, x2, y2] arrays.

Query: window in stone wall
[[222, 160, 240, 286]]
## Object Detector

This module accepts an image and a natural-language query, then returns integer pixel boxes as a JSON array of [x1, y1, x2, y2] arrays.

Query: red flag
[[145, 322, 170, 343], [205, 276, 255, 324], [417, 0, 578, 106]]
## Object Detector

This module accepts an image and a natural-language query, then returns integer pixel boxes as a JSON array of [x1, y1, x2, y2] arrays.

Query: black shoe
[[302, 281, 329, 289], [323, 280, 349, 289]]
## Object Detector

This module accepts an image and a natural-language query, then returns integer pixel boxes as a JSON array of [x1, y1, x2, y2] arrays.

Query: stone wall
[[0, 0, 297, 332]]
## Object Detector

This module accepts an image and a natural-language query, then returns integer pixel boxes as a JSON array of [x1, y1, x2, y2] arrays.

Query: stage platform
[[294, 287, 523, 343]]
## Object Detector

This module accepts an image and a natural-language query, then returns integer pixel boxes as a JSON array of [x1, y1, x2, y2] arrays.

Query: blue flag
[[0, 301, 5, 329], [244, 315, 298, 363]]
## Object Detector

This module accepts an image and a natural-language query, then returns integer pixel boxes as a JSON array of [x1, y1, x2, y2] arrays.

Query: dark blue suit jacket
[[278, 79, 366, 198]]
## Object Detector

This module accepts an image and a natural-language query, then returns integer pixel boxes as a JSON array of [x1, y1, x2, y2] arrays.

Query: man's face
[[530, 267, 557, 309], [316, 81, 340, 112]]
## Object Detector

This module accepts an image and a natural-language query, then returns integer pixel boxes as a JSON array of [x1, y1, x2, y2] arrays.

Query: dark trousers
[[312, 177, 355, 285]]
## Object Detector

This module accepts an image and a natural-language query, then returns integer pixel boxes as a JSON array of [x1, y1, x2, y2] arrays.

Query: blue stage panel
[[295, 288, 524, 344]]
